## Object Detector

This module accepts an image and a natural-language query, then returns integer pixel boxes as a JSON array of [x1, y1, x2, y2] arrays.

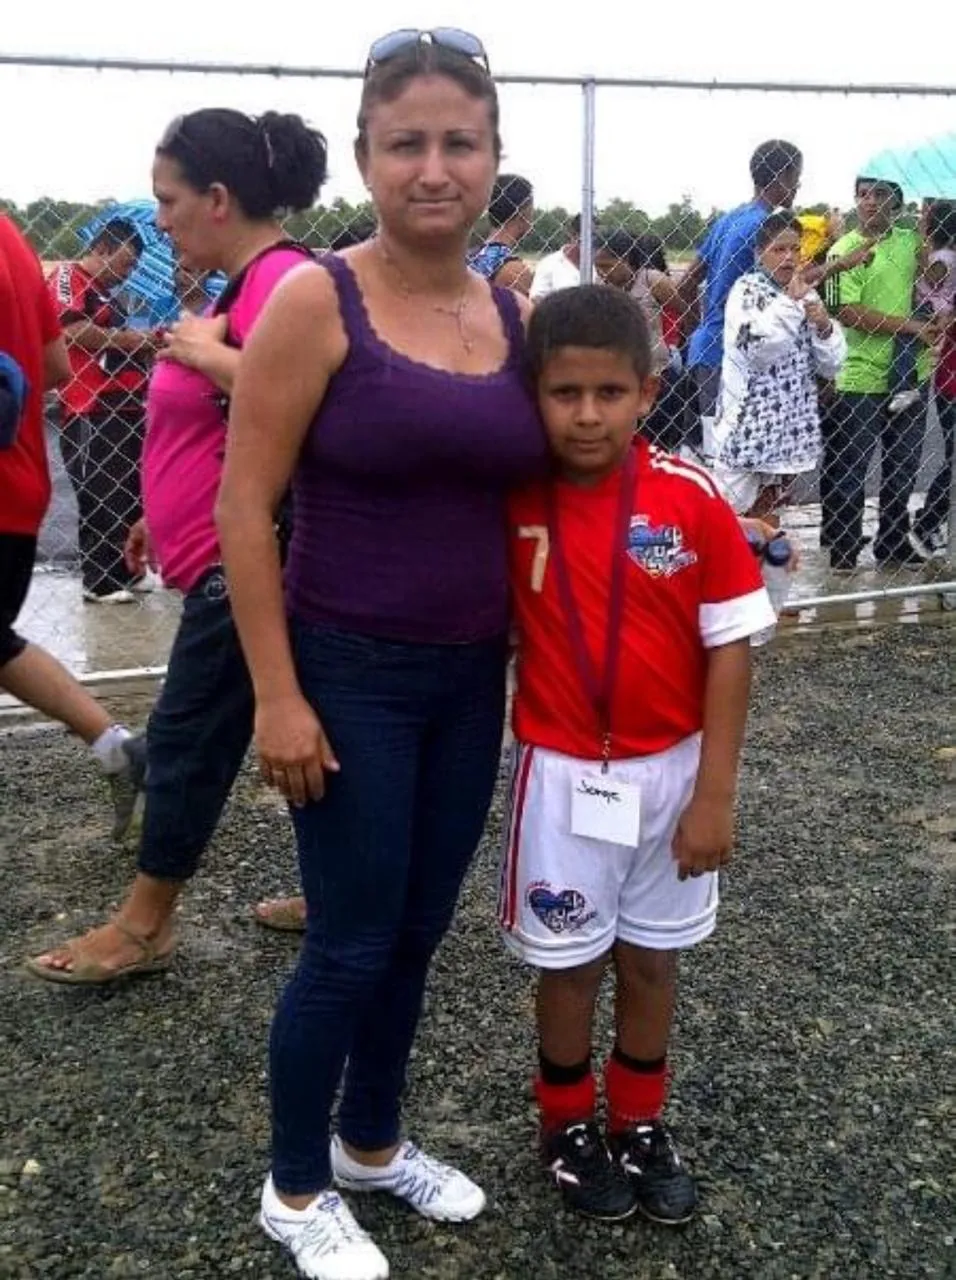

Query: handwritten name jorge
[[575, 780, 621, 805]]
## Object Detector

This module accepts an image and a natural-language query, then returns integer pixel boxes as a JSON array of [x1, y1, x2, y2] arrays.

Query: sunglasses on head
[[365, 28, 490, 76]]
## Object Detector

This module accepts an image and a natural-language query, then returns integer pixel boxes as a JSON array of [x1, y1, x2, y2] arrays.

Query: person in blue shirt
[[469, 173, 534, 294], [679, 140, 803, 456]]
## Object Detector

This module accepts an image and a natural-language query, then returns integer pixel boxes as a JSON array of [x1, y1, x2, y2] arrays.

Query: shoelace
[[389, 1143, 454, 1207], [559, 1124, 618, 1184], [630, 1124, 683, 1172], [295, 1194, 369, 1258]]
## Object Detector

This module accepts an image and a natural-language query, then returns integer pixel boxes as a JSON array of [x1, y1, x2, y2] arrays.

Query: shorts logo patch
[[626, 516, 698, 578], [527, 882, 597, 934]]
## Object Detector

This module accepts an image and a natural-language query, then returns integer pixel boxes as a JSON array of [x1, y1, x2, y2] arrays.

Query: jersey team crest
[[626, 515, 698, 578]]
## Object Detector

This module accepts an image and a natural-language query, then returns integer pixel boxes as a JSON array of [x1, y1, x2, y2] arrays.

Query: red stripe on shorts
[[502, 744, 534, 930]]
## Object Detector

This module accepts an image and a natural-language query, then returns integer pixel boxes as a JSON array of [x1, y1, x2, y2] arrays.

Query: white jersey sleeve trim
[[649, 451, 722, 499], [700, 587, 777, 648]]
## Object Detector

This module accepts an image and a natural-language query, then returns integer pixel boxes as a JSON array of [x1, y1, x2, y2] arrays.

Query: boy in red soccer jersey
[[500, 285, 776, 1224]]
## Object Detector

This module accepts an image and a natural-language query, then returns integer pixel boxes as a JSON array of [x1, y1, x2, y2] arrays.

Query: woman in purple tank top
[[217, 31, 546, 1279]]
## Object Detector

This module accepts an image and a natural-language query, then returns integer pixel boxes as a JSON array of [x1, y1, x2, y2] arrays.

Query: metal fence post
[[580, 77, 597, 283]]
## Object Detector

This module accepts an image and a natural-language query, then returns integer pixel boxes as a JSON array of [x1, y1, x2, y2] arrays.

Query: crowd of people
[[471, 145, 955, 568], [0, 26, 953, 1280]]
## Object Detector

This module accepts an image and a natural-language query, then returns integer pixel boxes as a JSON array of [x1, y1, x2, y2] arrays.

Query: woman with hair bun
[[28, 108, 328, 985]]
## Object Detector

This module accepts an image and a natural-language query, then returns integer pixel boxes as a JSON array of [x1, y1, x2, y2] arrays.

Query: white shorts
[[497, 735, 718, 970], [710, 463, 788, 514]]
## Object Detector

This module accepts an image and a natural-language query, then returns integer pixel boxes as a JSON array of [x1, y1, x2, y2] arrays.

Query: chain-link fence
[[2, 54, 955, 682]]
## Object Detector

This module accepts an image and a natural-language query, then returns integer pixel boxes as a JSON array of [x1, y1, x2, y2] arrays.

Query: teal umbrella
[[861, 132, 956, 202]]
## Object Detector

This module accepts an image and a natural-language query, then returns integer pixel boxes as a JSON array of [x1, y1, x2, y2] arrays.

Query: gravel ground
[[1, 625, 954, 1280]]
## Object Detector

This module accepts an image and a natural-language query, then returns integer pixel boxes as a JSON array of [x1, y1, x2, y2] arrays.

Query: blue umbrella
[[861, 132, 956, 203], [79, 199, 224, 326]]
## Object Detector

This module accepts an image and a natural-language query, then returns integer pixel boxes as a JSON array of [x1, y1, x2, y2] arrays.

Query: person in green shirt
[[821, 177, 941, 571]]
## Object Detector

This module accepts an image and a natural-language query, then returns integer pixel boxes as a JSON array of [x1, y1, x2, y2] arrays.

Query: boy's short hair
[[854, 175, 904, 209], [526, 284, 653, 381], [488, 174, 533, 228], [599, 230, 669, 274], [756, 211, 802, 250], [750, 140, 802, 190], [90, 219, 144, 256]]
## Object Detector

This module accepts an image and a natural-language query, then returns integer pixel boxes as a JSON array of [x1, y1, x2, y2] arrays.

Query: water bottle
[[762, 535, 793, 615], [749, 533, 793, 648]]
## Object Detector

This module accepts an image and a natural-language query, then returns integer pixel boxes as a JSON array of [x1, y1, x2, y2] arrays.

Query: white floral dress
[[713, 270, 847, 474]]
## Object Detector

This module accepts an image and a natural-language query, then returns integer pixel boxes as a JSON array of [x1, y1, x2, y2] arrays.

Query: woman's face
[[759, 228, 801, 288], [357, 74, 498, 244], [599, 253, 634, 289], [152, 154, 228, 273]]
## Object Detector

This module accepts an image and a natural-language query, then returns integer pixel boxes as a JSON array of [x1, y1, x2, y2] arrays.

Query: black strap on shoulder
[[207, 239, 313, 557], [212, 239, 314, 340]]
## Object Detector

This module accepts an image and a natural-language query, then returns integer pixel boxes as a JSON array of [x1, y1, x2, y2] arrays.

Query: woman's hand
[[160, 313, 229, 371], [124, 518, 156, 575], [825, 207, 845, 243], [787, 267, 813, 301], [254, 693, 340, 806], [803, 297, 833, 336], [738, 518, 802, 573]]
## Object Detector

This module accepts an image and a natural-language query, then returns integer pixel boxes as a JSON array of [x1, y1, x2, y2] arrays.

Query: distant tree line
[[2, 193, 912, 261], [1, 194, 718, 259]]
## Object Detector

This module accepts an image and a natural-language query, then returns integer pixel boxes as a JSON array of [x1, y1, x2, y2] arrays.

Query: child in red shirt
[[501, 285, 775, 1224]]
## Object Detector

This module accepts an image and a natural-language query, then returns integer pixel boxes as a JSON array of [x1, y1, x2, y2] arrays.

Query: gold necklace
[[375, 239, 474, 354]]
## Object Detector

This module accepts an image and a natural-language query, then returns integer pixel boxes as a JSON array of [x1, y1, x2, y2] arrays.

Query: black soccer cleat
[[609, 1121, 699, 1225], [543, 1120, 638, 1222]]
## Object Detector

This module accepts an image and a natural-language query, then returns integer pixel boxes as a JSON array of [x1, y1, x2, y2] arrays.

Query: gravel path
[[1, 625, 953, 1279]]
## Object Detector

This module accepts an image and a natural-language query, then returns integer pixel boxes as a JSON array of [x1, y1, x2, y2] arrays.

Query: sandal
[[24, 918, 176, 986], [253, 896, 307, 934]]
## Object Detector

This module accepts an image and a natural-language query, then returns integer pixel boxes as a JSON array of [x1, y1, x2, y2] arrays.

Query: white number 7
[[518, 525, 550, 593]]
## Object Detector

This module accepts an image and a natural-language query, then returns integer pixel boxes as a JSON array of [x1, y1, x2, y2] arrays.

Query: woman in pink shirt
[[28, 107, 327, 984]]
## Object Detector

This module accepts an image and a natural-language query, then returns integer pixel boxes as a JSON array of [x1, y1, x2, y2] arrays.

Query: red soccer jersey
[[508, 439, 773, 760], [0, 216, 62, 535], [49, 261, 147, 421]]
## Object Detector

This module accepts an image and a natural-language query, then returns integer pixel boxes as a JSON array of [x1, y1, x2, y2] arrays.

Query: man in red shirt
[[50, 219, 160, 601], [0, 215, 144, 833], [500, 286, 774, 1225]]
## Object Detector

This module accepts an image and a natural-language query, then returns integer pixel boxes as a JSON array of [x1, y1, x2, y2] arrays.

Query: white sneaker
[[259, 1175, 389, 1280], [330, 1136, 486, 1223], [909, 525, 946, 560], [131, 569, 163, 593], [82, 588, 136, 604], [888, 389, 921, 416]]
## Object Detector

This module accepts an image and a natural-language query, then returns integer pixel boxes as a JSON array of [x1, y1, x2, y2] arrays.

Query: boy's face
[[856, 181, 899, 235], [537, 346, 658, 483], [758, 228, 801, 288]]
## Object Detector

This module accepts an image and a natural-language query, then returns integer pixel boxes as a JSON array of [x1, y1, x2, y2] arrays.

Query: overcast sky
[[2, 0, 954, 216]]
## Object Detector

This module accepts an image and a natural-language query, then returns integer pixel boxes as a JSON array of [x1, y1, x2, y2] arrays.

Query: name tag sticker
[[570, 772, 641, 847]]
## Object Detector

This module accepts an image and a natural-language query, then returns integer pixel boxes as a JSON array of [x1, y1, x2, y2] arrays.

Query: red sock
[[534, 1073, 597, 1140], [604, 1055, 669, 1134]]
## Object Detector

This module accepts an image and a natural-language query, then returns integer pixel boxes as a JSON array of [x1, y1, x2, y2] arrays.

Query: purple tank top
[[285, 254, 547, 643]]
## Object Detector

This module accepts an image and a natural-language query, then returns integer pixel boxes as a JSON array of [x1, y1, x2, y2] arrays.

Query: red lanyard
[[547, 448, 636, 771]]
